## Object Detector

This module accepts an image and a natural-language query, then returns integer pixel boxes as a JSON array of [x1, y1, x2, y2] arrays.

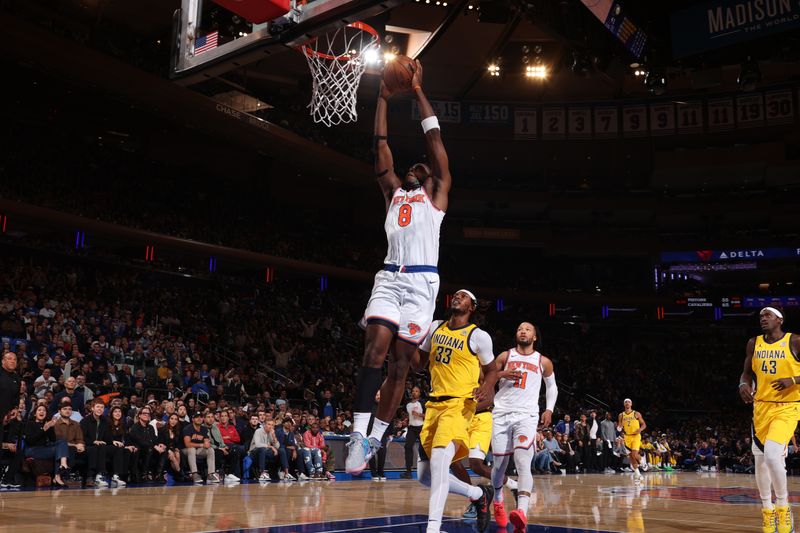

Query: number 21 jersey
[[384, 187, 445, 267]]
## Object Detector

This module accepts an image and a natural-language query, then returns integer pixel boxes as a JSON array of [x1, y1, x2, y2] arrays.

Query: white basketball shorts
[[361, 269, 439, 345], [491, 411, 539, 456]]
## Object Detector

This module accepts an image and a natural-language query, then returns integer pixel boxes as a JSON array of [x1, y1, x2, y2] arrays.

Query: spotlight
[[363, 47, 381, 65], [383, 52, 397, 62], [468, 4, 474, 8], [737, 57, 761, 92], [443, 1, 448, 5], [487, 63, 501, 77], [525, 64, 547, 79], [644, 68, 666, 96]]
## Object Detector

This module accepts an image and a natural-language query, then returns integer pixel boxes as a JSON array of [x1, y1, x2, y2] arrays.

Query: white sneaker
[[298, 473, 310, 481], [111, 474, 126, 487], [224, 474, 240, 484], [95, 474, 109, 488], [285, 473, 297, 481], [258, 472, 270, 482], [278, 471, 285, 480], [710, 466, 717, 472]]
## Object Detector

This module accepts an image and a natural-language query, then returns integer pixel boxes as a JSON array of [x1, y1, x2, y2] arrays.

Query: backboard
[[171, 0, 405, 85]]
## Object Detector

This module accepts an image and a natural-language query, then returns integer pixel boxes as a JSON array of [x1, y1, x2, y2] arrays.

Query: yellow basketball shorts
[[753, 401, 800, 448], [420, 397, 476, 463], [468, 411, 493, 455], [624, 434, 642, 452]]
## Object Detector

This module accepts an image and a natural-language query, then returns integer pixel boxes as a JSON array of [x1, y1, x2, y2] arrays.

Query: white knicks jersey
[[383, 187, 445, 267], [493, 348, 543, 416]]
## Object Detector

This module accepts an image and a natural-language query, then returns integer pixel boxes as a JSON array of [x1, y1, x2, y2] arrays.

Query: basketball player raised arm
[[374, 81, 402, 208], [412, 60, 451, 212]]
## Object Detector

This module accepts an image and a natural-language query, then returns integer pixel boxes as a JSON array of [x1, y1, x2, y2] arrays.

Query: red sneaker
[[493, 502, 508, 527], [509, 509, 527, 533]]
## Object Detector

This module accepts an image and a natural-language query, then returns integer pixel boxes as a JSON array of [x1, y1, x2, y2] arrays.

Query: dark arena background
[[2, 0, 800, 531]]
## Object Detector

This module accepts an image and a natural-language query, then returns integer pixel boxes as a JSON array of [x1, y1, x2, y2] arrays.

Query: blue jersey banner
[[671, 0, 800, 58]]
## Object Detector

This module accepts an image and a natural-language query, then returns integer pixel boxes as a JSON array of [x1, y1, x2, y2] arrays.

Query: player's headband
[[623, 398, 632, 404], [455, 289, 477, 306], [761, 307, 784, 320]]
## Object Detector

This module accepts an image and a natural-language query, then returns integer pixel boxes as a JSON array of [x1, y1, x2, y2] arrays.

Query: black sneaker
[[474, 484, 494, 533]]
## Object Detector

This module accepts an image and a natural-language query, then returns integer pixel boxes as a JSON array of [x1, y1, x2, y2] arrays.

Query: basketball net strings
[[304, 27, 377, 126]]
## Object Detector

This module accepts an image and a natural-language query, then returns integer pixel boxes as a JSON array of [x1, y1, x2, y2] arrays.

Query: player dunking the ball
[[739, 307, 800, 533], [415, 289, 498, 533], [619, 398, 646, 484], [346, 60, 452, 474], [490, 322, 558, 533]]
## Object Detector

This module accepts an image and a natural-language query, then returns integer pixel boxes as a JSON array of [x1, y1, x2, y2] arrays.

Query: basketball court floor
[[0, 472, 792, 532]]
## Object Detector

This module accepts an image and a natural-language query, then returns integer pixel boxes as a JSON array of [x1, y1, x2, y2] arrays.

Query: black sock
[[354, 366, 383, 412]]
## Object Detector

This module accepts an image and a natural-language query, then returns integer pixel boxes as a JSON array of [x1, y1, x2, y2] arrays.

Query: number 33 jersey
[[384, 187, 445, 267], [752, 332, 800, 403], [420, 320, 494, 399], [493, 348, 543, 417]]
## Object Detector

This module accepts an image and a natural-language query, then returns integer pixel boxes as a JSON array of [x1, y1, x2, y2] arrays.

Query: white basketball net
[[301, 23, 379, 127]]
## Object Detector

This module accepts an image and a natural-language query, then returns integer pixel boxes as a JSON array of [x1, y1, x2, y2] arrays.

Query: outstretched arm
[[374, 82, 401, 207], [411, 61, 451, 211]]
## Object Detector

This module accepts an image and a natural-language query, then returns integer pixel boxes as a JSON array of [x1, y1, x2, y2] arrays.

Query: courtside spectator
[[182, 412, 220, 484], [249, 419, 280, 482]]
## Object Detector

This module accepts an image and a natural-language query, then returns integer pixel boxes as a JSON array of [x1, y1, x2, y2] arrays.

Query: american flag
[[195, 31, 218, 55]]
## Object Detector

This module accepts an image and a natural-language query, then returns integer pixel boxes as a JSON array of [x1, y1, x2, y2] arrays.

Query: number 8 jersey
[[494, 348, 543, 417], [421, 320, 495, 399], [384, 187, 445, 267], [752, 332, 800, 403]]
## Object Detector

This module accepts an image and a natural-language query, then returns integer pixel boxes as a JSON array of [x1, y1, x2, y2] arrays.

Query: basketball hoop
[[299, 22, 379, 127]]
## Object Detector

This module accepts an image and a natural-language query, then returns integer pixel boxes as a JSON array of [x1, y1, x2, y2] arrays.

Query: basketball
[[383, 55, 416, 93]]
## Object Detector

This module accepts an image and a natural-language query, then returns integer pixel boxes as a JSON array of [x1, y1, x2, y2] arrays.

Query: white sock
[[448, 474, 482, 500], [755, 454, 774, 510], [517, 494, 530, 513], [764, 440, 788, 507], [352, 412, 371, 437], [427, 443, 457, 533], [505, 477, 518, 490], [368, 418, 390, 442], [491, 454, 510, 503]]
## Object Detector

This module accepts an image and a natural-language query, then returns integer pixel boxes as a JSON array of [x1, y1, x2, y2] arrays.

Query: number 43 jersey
[[493, 348, 543, 417], [752, 332, 800, 403], [384, 187, 445, 267], [421, 320, 495, 399]]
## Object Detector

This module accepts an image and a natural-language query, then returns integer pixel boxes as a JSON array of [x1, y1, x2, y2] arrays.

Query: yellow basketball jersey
[[621, 411, 640, 434], [752, 332, 800, 403], [428, 322, 480, 399]]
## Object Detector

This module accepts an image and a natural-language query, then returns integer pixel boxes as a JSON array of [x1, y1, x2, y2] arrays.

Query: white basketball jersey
[[383, 187, 445, 267], [493, 348, 543, 416]]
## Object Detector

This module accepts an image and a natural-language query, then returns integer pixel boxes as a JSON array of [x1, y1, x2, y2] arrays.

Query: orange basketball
[[383, 55, 416, 93]]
